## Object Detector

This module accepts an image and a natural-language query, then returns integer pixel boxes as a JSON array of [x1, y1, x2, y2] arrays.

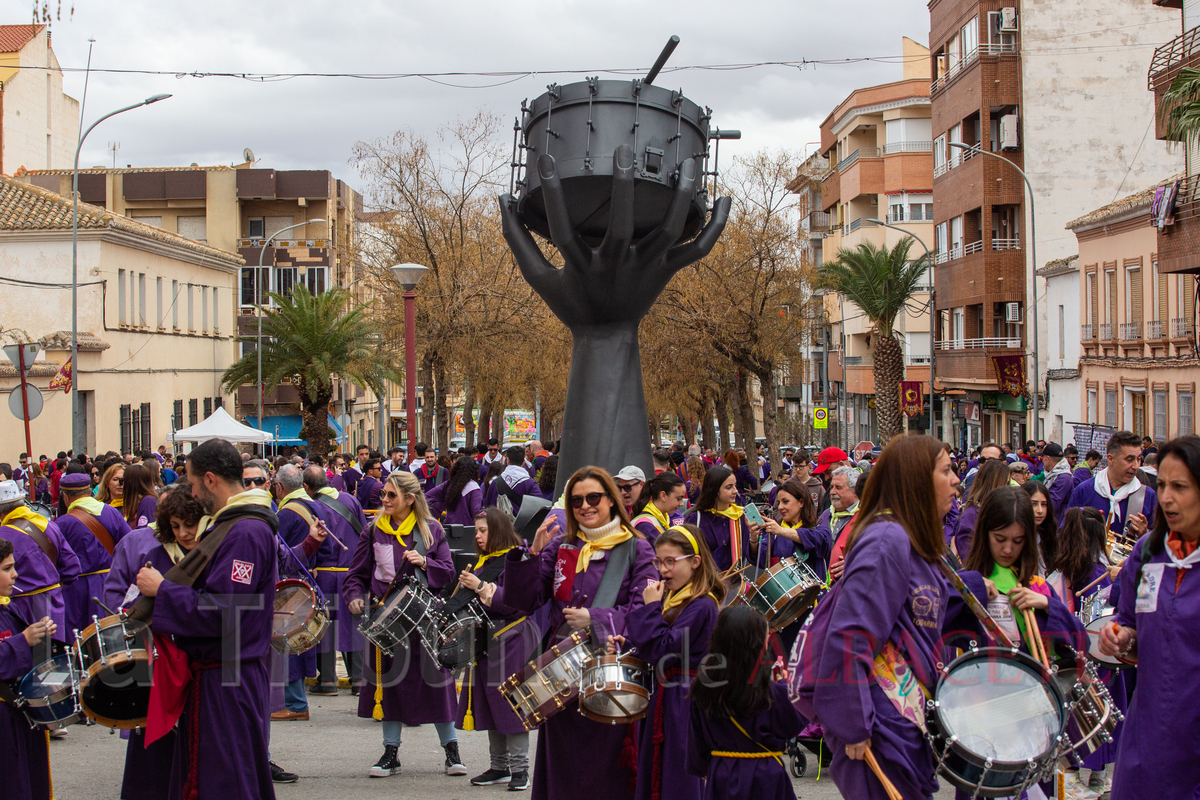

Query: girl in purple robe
[[453, 508, 539, 790], [0, 538, 56, 800], [630, 471, 688, 542], [754, 478, 830, 575], [687, 604, 803, 800], [618, 524, 722, 800], [343, 470, 465, 779], [121, 464, 159, 529], [425, 456, 484, 527], [687, 466, 761, 573], [952, 459, 1009, 560], [1100, 435, 1200, 800], [493, 465, 658, 800], [1021, 480, 1059, 573]]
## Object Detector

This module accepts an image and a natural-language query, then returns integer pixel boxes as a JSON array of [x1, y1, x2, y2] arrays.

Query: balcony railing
[[807, 211, 832, 232], [992, 238, 1021, 250], [1120, 322, 1143, 341], [882, 141, 933, 155], [238, 238, 328, 248], [1172, 318, 1195, 338], [836, 148, 881, 172], [934, 160, 949, 179], [931, 47, 980, 92], [1147, 320, 1165, 340], [906, 355, 932, 365], [1081, 324, 1095, 341], [935, 337, 1022, 350], [1149, 27, 1200, 89], [963, 240, 984, 256], [843, 356, 865, 366], [1099, 323, 1114, 340]]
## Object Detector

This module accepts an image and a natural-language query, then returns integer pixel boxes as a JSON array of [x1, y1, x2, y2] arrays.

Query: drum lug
[[587, 76, 598, 96], [670, 89, 683, 107]]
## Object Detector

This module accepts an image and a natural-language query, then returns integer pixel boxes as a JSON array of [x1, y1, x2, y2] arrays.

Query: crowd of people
[[0, 429, 1195, 800]]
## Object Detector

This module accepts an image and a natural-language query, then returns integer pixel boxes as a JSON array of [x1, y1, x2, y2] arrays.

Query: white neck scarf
[[1094, 470, 1140, 525], [501, 465, 529, 488], [1167, 535, 1200, 571], [1044, 457, 1072, 487]]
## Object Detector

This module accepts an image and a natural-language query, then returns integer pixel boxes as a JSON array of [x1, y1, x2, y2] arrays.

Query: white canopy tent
[[167, 407, 274, 444]]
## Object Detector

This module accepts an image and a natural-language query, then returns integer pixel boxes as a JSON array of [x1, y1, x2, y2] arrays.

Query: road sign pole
[[17, 347, 34, 503]]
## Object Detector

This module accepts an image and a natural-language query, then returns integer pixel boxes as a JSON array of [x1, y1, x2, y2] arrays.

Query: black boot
[[369, 745, 401, 778], [443, 741, 467, 776]]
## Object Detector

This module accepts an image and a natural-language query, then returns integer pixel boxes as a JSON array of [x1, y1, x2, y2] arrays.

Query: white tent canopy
[[167, 407, 274, 444]]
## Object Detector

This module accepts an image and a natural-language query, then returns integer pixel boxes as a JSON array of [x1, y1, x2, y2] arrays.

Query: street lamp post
[[255, 219, 327, 441], [866, 218, 937, 440], [948, 141, 1040, 440], [390, 264, 429, 464], [71, 93, 171, 456]]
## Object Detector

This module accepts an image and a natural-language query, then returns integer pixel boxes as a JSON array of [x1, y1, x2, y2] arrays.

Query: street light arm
[[73, 95, 173, 182]]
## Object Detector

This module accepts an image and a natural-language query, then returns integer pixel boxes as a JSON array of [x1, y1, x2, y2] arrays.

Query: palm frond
[[818, 238, 928, 337]]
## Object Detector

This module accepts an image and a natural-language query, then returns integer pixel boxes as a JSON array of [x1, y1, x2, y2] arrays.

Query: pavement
[[48, 688, 959, 799]]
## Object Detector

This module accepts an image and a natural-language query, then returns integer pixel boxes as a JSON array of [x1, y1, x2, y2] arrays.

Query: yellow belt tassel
[[372, 646, 384, 721], [463, 668, 475, 732], [46, 729, 56, 800]]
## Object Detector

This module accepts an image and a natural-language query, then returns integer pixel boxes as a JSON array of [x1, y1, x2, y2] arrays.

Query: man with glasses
[[13, 453, 30, 492], [478, 438, 503, 481], [962, 441, 1003, 492], [614, 466, 646, 517], [356, 459, 384, 511]]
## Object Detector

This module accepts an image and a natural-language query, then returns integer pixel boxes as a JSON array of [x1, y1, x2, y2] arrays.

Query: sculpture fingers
[[664, 195, 732, 275], [598, 144, 637, 263], [637, 156, 697, 265], [498, 194, 563, 297], [535, 154, 590, 266]]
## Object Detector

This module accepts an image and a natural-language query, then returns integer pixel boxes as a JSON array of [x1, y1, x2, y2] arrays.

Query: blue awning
[[246, 413, 345, 445]]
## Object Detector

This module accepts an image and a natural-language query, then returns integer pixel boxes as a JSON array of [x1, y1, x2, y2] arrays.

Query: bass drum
[[75, 615, 154, 730]]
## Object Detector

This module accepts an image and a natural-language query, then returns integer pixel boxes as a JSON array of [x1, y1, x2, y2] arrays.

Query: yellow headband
[[666, 525, 700, 556]]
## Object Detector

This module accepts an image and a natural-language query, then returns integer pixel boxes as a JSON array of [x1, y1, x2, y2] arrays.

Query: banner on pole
[[48, 357, 72, 393], [990, 354, 1026, 399], [900, 381, 923, 417]]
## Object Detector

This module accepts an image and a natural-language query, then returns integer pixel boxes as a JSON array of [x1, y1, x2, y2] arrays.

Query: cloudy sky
[[42, 0, 932, 187]]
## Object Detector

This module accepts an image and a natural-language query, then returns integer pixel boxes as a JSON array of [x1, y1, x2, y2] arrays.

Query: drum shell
[[520, 79, 709, 244], [271, 579, 330, 655], [1051, 656, 1121, 758], [360, 580, 442, 660], [18, 654, 82, 730], [76, 615, 154, 730], [736, 557, 822, 630], [500, 628, 594, 731], [579, 653, 652, 725], [435, 602, 491, 670]]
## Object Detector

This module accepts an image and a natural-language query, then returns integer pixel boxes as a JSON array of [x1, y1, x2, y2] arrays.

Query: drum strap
[[314, 493, 364, 534], [410, 530, 429, 589], [282, 501, 317, 528], [68, 509, 115, 556], [591, 537, 636, 610], [4, 519, 57, 563]]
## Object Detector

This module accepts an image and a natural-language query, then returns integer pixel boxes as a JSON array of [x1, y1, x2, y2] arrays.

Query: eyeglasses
[[616, 483, 641, 494], [652, 555, 696, 570], [242, 476, 269, 487], [569, 492, 606, 509], [381, 490, 401, 500]]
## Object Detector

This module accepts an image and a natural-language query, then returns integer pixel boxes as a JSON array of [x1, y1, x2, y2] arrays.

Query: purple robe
[[759, 519, 832, 579], [951, 503, 979, 563], [55, 503, 131, 638], [1044, 466, 1074, 522], [483, 474, 543, 516], [342, 465, 363, 496], [1066, 477, 1157, 537], [626, 595, 718, 800], [355, 475, 382, 511], [0, 525, 68, 636], [425, 481, 484, 526], [413, 462, 448, 495], [1072, 465, 1094, 488], [102, 526, 161, 612], [942, 497, 960, 546], [152, 512, 278, 800], [327, 472, 346, 492], [0, 604, 51, 800], [342, 517, 457, 724], [132, 495, 159, 528], [686, 681, 803, 800], [687, 510, 752, 573], [1111, 535, 1200, 800], [314, 490, 367, 653], [493, 531, 658, 800]]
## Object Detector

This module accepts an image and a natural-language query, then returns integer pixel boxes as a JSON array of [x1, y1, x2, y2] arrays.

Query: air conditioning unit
[[1000, 7, 1018, 32], [1006, 302, 1023, 323], [1000, 114, 1019, 150]]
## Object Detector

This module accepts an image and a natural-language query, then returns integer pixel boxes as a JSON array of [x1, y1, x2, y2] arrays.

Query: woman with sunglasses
[[95, 462, 126, 509], [688, 465, 761, 573], [343, 470, 465, 780], [495, 465, 658, 800]]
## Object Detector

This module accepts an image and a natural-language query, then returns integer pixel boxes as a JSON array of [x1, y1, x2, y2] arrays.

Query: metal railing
[[882, 141, 933, 155], [1172, 318, 1195, 338], [836, 148, 881, 172], [931, 46, 980, 92], [843, 356, 865, 366], [934, 160, 949, 179], [1120, 322, 1143, 341], [935, 337, 1022, 350], [238, 238, 328, 248], [1148, 27, 1200, 89], [992, 237, 1021, 250], [934, 249, 949, 265], [1099, 323, 1114, 340], [963, 240, 984, 256], [981, 41, 1018, 56], [807, 211, 832, 232], [906, 355, 932, 365], [1081, 324, 1095, 341], [1147, 320, 1165, 339]]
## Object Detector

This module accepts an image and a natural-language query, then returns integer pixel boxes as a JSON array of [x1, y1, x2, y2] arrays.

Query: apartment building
[[816, 38, 936, 447], [17, 164, 369, 449], [0, 25, 79, 174], [1068, 185, 1196, 440], [928, 0, 1182, 449]]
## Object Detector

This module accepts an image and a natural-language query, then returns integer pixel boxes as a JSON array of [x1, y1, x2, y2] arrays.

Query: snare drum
[[271, 579, 330, 655], [75, 614, 154, 729], [500, 628, 595, 731], [18, 654, 82, 730], [1078, 588, 1129, 669], [736, 557, 822, 630], [435, 601, 491, 670], [1051, 652, 1123, 760], [927, 647, 1067, 797], [359, 578, 442, 660], [579, 653, 652, 725]]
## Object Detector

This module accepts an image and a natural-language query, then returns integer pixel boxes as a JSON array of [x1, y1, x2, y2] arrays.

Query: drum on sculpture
[[75, 614, 154, 730], [271, 578, 330, 655], [359, 577, 442, 661], [501, 628, 596, 732], [17, 654, 82, 730], [579, 652, 652, 725]]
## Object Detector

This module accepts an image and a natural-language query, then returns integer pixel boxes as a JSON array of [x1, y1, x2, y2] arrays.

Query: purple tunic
[[687, 510, 752, 573], [0, 604, 51, 800], [1111, 535, 1200, 800], [627, 595, 718, 800], [328, 473, 346, 492], [686, 681, 803, 800], [1066, 477, 1157, 537], [314, 491, 367, 653], [102, 526, 161, 612], [493, 531, 658, 800], [342, 465, 363, 496], [1044, 467, 1074, 522], [342, 517, 457, 725], [55, 504, 131, 638], [132, 495, 159, 528], [942, 497, 960, 547], [425, 481, 484, 526], [414, 463, 448, 495], [483, 475, 543, 516], [356, 476, 382, 511], [1072, 465, 1094, 488], [0, 525, 67, 636], [152, 513, 278, 800], [951, 503, 979, 563]]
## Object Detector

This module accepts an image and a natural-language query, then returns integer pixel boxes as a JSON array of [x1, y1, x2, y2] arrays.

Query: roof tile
[[0, 24, 42, 54]]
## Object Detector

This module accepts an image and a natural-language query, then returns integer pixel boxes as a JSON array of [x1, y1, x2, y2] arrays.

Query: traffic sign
[[813, 407, 828, 429], [9, 384, 43, 420], [335, 413, 352, 429], [853, 440, 874, 461], [2, 344, 39, 377]]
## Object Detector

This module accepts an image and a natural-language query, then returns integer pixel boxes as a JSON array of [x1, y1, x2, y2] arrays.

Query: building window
[[203, 397, 213, 419], [172, 280, 179, 329], [119, 404, 132, 452], [300, 267, 328, 295], [275, 267, 297, 297], [201, 286, 208, 333], [241, 268, 270, 307], [1058, 305, 1065, 359], [212, 287, 220, 334], [1105, 390, 1117, 428], [173, 399, 183, 432], [933, 135, 946, 176], [177, 215, 207, 243], [214, 396, 223, 410], [248, 217, 265, 239], [140, 403, 151, 453], [132, 216, 162, 228], [1087, 389, 1097, 424], [1181, 392, 1194, 435], [118, 269, 127, 325], [156, 277, 164, 329], [138, 273, 147, 327], [189, 398, 199, 426], [131, 405, 142, 452], [187, 284, 194, 331], [1154, 390, 1167, 441]]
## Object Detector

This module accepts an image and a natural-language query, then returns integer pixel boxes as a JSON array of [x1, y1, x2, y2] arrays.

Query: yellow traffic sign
[[813, 407, 828, 429]]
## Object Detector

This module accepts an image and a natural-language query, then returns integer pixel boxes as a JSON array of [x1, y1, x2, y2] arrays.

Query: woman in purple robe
[[951, 459, 1009, 561], [687, 604, 803, 799], [1100, 435, 1200, 800], [494, 465, 658, 800], [620, 524, 722, 800], [1021, 480, 1059, 572], [686, 466, 760, 573], [425, 456, 484, 527], [120, 464, 159, 529], [453, 508, 539, 790], [630, 471, 688, 542], [754, 478, 830, 575], [343, 469, 465, 779]]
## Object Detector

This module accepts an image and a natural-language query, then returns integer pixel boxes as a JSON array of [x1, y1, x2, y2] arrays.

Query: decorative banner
[[990, 354, 1026, 399], [900, 381, 923, 417], [48, 357, 72, 393]]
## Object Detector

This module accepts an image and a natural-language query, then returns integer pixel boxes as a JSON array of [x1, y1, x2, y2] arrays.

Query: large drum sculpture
[[500, 36, 738, 492]]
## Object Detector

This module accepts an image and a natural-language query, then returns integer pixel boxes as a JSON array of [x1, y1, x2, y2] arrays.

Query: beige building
[[0, 25, 79, 173], [1068, 183, 1196, 440], [0, 175, 243, 458]]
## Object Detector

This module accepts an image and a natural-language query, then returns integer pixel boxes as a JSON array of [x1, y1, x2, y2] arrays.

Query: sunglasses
[[616, 483, 640, 494], [569, 492, 607, 509], [652, 555, 696, 570], [381, 490, 402, 500], [114, 478, 125, 487], [242, 476, 269, 487]]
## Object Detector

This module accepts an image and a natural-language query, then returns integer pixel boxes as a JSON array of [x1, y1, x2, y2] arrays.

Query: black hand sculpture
[[499, 143, 731, 495]]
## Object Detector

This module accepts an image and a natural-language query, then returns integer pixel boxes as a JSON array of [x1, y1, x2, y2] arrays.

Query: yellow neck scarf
[[377, 511, 417, 544], [473, 546, 514, 571], [711, 503, 744, 521], [3, 506, 48, 532], [279, 488, 309, 507], [576, 522, 634, 573], [68, 496, 105, 516], [110, 497, 124, 509], [640, 502, 671, 531], [317, 487, 339, 499], [0, 595, 9, 605], [196, 488, 273, 538], [662, 582, 717, 616], [164, 542, 187, 565], [781, 519, 801, 529]]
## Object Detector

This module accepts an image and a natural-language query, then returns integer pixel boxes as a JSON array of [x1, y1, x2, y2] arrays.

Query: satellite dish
[[243, 148, 255, 164]]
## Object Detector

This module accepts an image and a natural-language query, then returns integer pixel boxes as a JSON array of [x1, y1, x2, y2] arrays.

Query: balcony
[[906, 354, 932, 365], [934, 335, 1023, 386], [963, 240, 984, 256], [837, 148, 881, 172], [935, 337, 1021, 350], [1120, 322, 1143, 341], [808, 211, 832, 233], [1154, 176, 1200, 273], [1081, 324, 1096, 341], [992, 238, 1020, 251], [1172, 318, 1195, 338], [1150, 29, 1200, 140], [1147, 320, 1165, 340], [820, 169, 840, 211], [931, 47, 980, 94], [882, 141, 932, 155], [1099, 323, 1114, 341]]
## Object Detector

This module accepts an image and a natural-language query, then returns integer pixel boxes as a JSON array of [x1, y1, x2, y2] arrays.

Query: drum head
[[22, 655, 75, 699], [938, 654, 1062, 764], [81, 657, 153, 726], [273, 584, 315, 637]]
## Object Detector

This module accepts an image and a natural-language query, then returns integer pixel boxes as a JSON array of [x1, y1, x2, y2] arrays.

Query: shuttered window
[[1106, 267, 1118, 325], [1088, 271, 1098, 327], [1156, 258, 1169, 325], [1127, 266, 1142, 327]]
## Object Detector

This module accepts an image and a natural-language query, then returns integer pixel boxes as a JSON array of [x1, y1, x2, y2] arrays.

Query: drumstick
[[1023, 607, 1050, 669], [863, 743, 903, 800], [1075, 572, 1109, 597], [317, 520, 348, 551]]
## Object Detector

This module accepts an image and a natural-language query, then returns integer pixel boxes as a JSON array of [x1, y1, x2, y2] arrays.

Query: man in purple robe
[[135, 437, 278, 800], [484, 447, 543, 516], [1066, 430, 1156, 540], [1040, 442, 1074, 521], [355, 458, 384, 511], [343, 444, 369, 496], [56, 471, 131, 637], [478, 438, 503, 481], [0, 481, 77, 642], [1074, 448, 1102, 488], [413, 446, 449, 493]]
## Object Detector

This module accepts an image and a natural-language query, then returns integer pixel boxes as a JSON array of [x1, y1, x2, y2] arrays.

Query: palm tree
[[819, 238, 930, 444], [222, 286, 397, 458], [1158, 67, 1200, 142]]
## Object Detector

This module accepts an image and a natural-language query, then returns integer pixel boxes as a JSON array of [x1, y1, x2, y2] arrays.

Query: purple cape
[[0, 604, 51, 800]]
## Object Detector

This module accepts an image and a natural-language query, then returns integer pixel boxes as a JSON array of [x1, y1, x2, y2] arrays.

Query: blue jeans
[[381, 721, 457, 748], [283, 679, 308, 712]]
